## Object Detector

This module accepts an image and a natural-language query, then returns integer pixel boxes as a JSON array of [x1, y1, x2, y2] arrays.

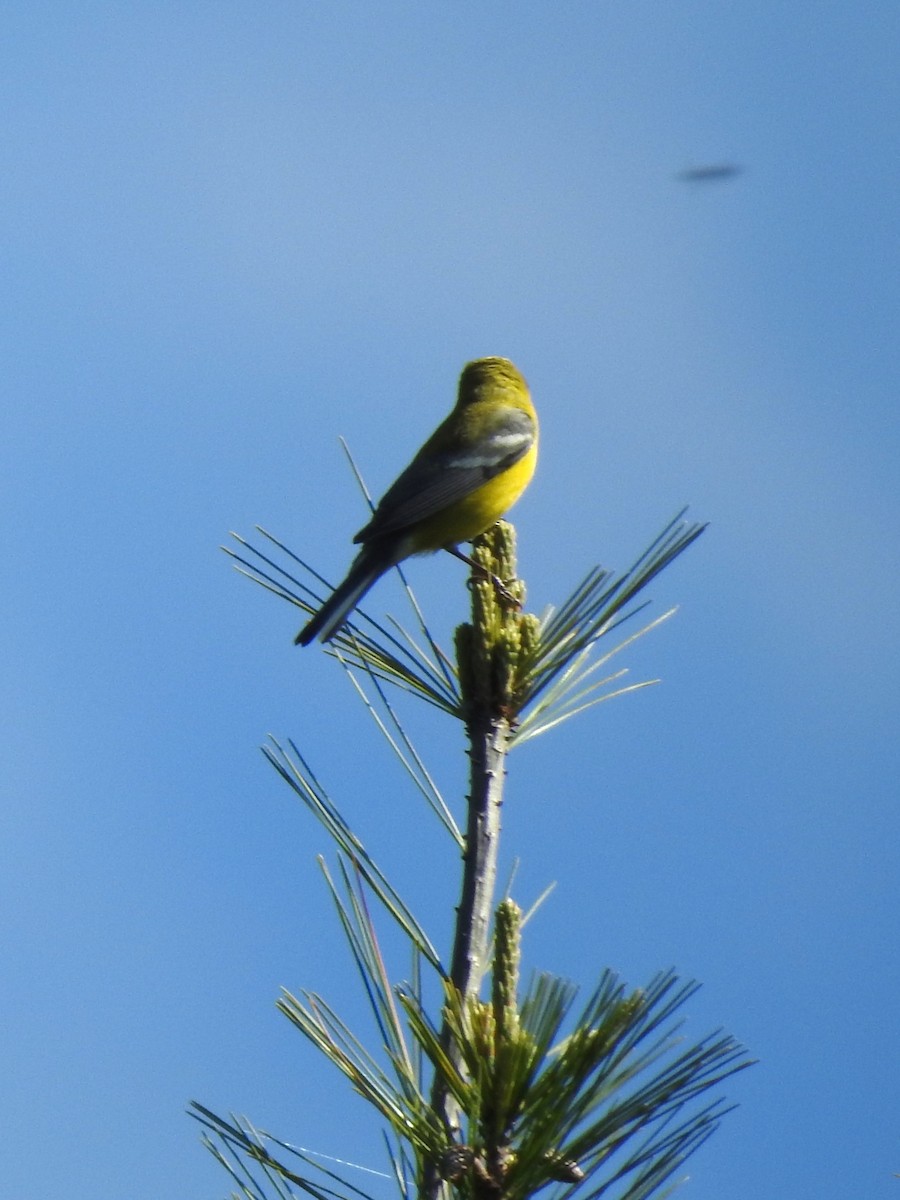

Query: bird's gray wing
[[354, 406, 535, 543]]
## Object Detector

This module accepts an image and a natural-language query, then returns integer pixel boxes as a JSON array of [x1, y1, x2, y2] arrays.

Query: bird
[[296, 356, 538, 645]]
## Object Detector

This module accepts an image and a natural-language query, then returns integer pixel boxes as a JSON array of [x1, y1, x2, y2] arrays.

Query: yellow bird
[[296, 357, 538, 644]]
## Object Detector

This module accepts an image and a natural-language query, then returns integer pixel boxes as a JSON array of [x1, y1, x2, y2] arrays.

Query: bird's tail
[[295, 546, 391, 645]]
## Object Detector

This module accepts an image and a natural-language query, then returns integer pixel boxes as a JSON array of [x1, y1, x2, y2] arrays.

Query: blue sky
[[3, 3, 899, 1197]]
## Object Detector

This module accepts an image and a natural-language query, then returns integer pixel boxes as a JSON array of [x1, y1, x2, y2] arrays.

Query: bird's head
[[457, 357, 529, 408]]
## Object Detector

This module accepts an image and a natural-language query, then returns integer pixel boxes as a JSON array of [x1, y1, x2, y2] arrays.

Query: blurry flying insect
[[677, 163, 743, 183]]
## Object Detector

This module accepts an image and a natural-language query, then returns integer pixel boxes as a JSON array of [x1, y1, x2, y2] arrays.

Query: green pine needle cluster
[[192, 894, 749, 1200], [223, 510, 704, 745]]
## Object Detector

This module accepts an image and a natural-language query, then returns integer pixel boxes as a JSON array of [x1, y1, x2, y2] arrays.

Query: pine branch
[[425, 524, 539, 1198], [198, 510, 754, 1200]]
